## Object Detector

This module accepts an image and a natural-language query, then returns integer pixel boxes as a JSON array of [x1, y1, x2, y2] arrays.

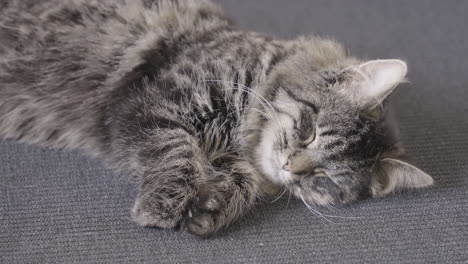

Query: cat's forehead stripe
[[282, 87, 318, 113]]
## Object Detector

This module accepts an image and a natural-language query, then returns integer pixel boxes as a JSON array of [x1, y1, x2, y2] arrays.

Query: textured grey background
[[1, 1, 467, 263]]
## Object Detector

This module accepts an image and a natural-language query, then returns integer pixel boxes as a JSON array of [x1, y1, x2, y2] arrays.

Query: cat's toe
[[185, 200, 221, 236], [185, 212, 217, 236], [131, 195, 185, 229], [184, 183, 231, 236], [196, 185, 225, 212]]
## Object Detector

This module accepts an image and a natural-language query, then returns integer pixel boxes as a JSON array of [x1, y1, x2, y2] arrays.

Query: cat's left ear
[[371, 158, 434, 197], [351, 59, 407, 107]]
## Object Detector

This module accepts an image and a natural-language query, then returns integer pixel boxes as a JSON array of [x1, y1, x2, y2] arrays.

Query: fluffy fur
[[0, 0, 433, 236]]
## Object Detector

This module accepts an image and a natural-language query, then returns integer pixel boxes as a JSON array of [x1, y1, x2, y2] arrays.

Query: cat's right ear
[[344, 59, 408, 108], [371, 158, 434, 197]]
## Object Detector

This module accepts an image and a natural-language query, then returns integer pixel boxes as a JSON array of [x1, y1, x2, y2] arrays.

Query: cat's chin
[[256, 145, 291, 185], [258, 157, 292, 185]]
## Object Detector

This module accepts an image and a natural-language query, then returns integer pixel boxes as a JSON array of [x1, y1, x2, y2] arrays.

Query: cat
[[0, 0, 433, 236]]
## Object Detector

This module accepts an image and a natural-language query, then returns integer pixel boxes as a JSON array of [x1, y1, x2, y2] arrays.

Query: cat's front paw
[[131, 182, 197, 230], [131, 195, 181, 229], [184, 179, 242, 237]]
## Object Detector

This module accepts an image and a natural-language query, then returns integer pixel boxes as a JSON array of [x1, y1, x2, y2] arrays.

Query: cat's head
[[253, 51, 433, 207]]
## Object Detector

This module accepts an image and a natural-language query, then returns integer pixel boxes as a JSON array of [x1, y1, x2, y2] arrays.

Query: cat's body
[[0, 0, 433, 236]]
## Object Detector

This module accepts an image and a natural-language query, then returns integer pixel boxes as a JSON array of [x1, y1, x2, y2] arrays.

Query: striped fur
[[0, 0, 432, 236]]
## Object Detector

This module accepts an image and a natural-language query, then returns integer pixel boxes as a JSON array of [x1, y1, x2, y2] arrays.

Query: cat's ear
[[352, 59, 407, 107], [371, 158, 434, 197]]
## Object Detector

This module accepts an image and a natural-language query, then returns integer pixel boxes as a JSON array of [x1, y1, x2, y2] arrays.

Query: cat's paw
[[131, 185, 197, 229], [184, 180, 238, 237], [131, 196, 180, 229]]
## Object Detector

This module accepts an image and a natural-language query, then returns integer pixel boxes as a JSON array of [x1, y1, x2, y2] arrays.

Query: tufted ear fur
[[371, 158, 434, 197], [351, 59, 407, 107]]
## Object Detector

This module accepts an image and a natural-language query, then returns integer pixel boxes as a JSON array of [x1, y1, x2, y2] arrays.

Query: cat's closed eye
[[311, 168, 327, 177], [304, 131, 316, 146]]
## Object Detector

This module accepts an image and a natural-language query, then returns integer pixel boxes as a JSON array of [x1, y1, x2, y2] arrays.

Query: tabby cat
[[0, 0, 433, 236]]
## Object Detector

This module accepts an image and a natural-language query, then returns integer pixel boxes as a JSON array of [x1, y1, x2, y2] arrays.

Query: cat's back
[[0, 0, 229, 78], [0, 0, 119, 56], [0, 0, 236, 152]]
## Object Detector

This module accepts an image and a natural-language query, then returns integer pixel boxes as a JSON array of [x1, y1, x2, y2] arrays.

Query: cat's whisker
[[203, 81, 285, 143], [221, 104, 284, 149], [202, 80, 283, 134], [286, 190, 292, 209], [223, 104, 280, 140], [203, 79, 276, 113], [269, 187, 287, 203], [318, 214, 363, 220], [229, 87, 280, 130], [299, 193, 363, 221], [299, 193, 337, 224]]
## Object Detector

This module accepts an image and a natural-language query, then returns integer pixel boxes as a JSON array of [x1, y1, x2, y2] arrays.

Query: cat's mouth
[[288, 180, 335, 207], [263, 151, 296, 185]]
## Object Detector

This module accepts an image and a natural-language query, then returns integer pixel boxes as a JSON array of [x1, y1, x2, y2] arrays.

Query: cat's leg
[[185, 159, 261, 236], [128, 126, 262, 234], [130, 127, 206, 229]]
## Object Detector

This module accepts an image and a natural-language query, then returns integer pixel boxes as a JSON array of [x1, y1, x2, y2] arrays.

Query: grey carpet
[[1, 1, 467, 263]]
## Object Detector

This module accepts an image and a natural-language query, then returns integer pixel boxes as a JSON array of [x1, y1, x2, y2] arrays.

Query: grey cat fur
[[0, 0, 433, 236]]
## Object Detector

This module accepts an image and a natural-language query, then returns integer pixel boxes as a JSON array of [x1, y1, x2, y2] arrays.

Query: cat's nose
[[287, 151, 315, 175], [282, 161, 290, 171]]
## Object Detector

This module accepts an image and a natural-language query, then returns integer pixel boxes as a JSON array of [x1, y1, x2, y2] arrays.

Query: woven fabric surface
[[1, 1, 467, 263]]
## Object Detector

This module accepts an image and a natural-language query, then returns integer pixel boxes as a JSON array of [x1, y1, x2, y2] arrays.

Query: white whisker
[[269, 187, 287, 203], [202, 79, 285, 144], [299, 193, 337, 224], [299, 192, 364, 222], [286, 190, 292, 209]]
